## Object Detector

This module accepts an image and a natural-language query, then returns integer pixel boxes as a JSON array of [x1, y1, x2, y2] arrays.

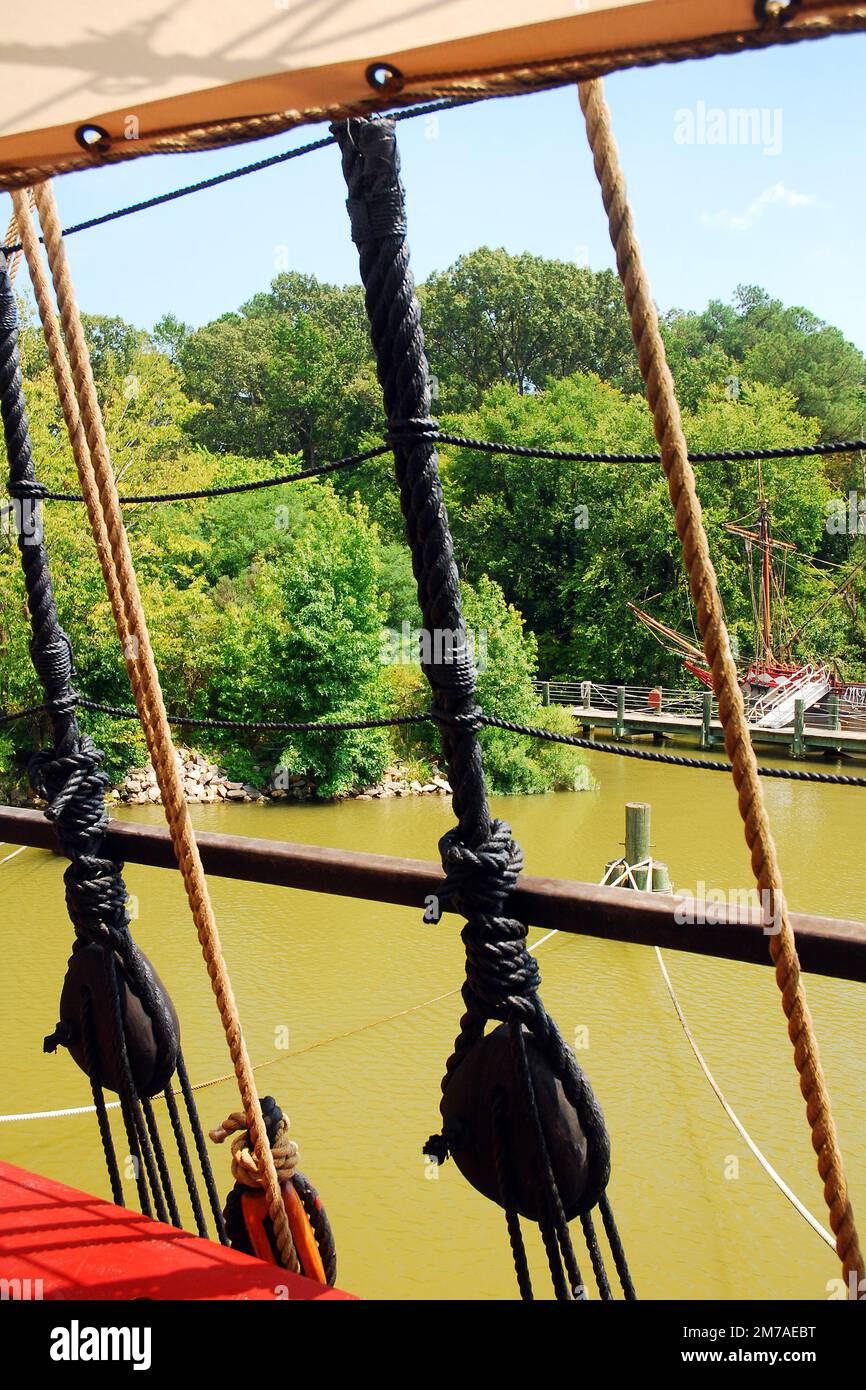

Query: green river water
[[1, 746, 863, 1300]]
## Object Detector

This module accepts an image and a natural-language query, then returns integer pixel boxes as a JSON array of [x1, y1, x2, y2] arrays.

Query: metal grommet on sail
[[74, 123, 111, 154], [364, 62, 404, 95]]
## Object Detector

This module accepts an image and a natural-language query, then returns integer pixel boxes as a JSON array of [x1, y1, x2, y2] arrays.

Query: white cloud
[[700, 182, 817, 233]]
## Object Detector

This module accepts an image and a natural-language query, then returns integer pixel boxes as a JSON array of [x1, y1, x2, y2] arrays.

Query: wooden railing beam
[[1, 806, 864, 983]]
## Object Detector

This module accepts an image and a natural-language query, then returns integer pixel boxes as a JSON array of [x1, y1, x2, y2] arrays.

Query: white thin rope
[[654, 942, 834, 1250], [0, 845, 27, 868], [0, 1099, 122, 1122], [602, 852, 832, 1247]]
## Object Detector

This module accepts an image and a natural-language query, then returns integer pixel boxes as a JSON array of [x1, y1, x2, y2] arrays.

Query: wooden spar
[[626, 602, 706, 663], [2, 806, 866, 983], [720, 521, 797, 553], [723, 513, 794, 663]]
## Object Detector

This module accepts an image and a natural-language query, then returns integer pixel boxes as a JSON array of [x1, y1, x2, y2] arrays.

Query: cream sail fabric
[[0, 2, 861, 183]]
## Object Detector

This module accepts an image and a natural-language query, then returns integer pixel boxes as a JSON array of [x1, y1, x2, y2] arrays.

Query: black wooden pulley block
[[55, 942, 180, 1097], [440, 1021, 590, 1222]]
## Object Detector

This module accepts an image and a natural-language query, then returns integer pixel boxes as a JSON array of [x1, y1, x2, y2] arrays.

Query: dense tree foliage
[[444, 374, 842, 679], [419, 249, 641, 408], [663, 285, 866, 445], [3, 251, 865, 799]]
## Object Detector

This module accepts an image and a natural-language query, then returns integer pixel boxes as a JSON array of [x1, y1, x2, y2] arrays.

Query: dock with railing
[[534, 680, 866, 761]]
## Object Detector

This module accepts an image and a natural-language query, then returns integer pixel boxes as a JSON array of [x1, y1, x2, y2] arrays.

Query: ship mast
[[721, 462, 796, 668], [759, 497, 774, 663], [756, 459, 772, 664]]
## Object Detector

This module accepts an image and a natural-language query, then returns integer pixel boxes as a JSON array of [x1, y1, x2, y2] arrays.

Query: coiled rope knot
[[64, 855, 131, 946], [429, 703, 485, 735], [383, 415, 439, 447], [345, 190, 406, 243], [28, 735, 108, 822], [462, 919, 542, 1021], [438, 819, 524, 918], [437, 821, 539, 1019], [210, 1101, 299, 1189], [7, 476, 47, 500]]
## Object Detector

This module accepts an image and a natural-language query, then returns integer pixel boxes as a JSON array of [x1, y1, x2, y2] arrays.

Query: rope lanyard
[[4, 697, 866, 788], [578, 76, 863, 1291], [20, 435, 866, 505]]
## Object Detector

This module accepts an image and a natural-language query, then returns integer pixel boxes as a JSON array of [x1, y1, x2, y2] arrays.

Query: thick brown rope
[[4, 192, 37, 283], [0, 8, 864, 191], [21, 181, 298, 1273], [579, 76, 863, 1293], [10, 191, 137, 677], [211, 1111, 299, 1189], [3, 206, 24, 285]]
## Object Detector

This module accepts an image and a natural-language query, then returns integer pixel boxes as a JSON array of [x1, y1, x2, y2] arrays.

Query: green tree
[[177, 272, 381, 464], [664, 286, 866, 442], [420, 249, 640, 410], [385, 574, 586, 794], [446, 372, 828, 681]]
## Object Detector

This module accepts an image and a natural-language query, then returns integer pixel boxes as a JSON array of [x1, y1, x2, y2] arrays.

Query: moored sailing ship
[[630, 492, 866, 730]]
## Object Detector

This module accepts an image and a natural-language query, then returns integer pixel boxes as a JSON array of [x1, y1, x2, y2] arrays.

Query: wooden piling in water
[[616, 802, 670, 894], [652, 861, 672, 893], [615, 685, 626, 738], [625, 801, 650, 862], [625, 802, 651, 890], [793, 697, 805, 759], [701, 690, 713, 749]]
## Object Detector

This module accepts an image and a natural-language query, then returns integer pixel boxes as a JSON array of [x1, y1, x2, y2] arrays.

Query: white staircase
[[748, 665, 832, 730]]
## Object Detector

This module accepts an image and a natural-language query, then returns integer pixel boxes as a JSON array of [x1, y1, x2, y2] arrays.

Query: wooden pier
[[535, 680, 866, 762]]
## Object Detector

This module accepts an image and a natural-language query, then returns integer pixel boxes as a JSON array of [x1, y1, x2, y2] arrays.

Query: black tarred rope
[[0, 97, 490, 260], [79, 988, 124, 1207], [175, 1051, 229, 1244], [162, 1076, 211, 1240], [333, 112, 633, 1299], [33, 433, 866, 505], [4, 695, 866, 786], [0, 249, 179, 1070]]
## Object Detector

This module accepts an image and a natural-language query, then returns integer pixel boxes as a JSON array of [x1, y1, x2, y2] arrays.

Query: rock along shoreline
[[110, 745, 452, 807]]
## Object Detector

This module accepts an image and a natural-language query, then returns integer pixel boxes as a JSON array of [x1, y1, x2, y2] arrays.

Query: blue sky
[[25, 33, 866, 352]]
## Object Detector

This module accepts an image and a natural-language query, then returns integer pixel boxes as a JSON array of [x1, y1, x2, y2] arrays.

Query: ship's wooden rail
[[2, 806, 865, 983]]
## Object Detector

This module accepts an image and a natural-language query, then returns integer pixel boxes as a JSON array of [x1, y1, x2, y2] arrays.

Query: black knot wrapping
[[384, 416, 439, 447], [345, 191, 407, 243], [424, 639, 477, 703], [429, 703, 484, 736], [28, 628, 75, 712], [437, 822, 540, 1019], [438, 819, 523, 917], [7, 476, 48, 500], [461, 914, 541, 1021], [63, 850, 131, 949], [28, 736, 108, 824]]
